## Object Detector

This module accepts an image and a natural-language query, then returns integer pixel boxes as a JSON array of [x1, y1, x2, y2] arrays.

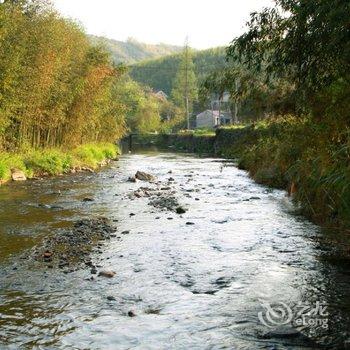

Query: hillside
[[89, 35, 183, 64], [129, 47, 227, 95]]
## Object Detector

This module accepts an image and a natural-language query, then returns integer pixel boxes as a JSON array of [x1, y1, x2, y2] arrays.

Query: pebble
[[98, 270, 116, 278]]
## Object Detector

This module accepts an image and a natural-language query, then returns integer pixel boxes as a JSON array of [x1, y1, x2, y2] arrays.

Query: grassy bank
[[0, 143, 119, 184]]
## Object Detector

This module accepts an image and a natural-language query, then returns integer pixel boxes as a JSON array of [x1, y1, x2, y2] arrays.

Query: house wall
[[196, 111, 215, 129]]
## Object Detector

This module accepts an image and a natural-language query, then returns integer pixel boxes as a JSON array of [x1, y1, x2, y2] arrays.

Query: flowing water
[[0, 152, 350, 349]]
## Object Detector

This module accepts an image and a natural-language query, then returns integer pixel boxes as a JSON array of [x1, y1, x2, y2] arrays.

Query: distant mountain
[[89, 35, 183, 64], [130, 47, 226, 95]]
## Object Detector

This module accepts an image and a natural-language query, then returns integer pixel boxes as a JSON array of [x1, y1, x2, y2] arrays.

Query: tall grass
[[0, 143, 119, 182]]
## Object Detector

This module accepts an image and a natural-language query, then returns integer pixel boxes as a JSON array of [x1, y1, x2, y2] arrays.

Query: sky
[[53, 0, 274, 49]]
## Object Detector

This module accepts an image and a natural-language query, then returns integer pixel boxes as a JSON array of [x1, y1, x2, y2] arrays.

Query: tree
[[0, 0, 127, 150], [113, 75, 161, 133], [227, 0, 350, 119], [171, 41, 198, 129]]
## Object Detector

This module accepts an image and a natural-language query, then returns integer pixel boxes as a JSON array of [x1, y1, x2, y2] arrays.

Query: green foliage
[[89, 36, 183, 64], [0, 143, 118, 180], [227, 0, 350, 116], [201, 64, 296, 122], [130, 47, 226, 97], [113, 76, 162, 133], [193, 129, 215, 137], [0, 162, 7, 180], [0, 0, 127, 151], [171, 46, 198, 112], [25, 149, 72, 175], [73, 143, 118, 168], [158, 99, 186, 133]]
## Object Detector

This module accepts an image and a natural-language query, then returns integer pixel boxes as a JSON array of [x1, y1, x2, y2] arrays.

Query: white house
[[196, 110, 231, 129]]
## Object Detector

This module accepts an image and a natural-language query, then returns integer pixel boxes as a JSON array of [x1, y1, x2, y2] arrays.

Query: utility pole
[[234, 79, 239, 124], [184, 38, 190, 130]]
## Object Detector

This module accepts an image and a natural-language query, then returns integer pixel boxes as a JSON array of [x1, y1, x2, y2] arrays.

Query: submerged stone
[[135, 171, 155, 182]]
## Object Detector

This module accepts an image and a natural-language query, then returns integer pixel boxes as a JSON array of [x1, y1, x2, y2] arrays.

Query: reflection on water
[[0, 152, 350, 349]]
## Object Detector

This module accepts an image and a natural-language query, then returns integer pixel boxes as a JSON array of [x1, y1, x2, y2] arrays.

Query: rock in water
[[135, 171, 155, 182], [176, 206, 187, 214], [11, 168, 26, 181], [98, 270, 116, 278]]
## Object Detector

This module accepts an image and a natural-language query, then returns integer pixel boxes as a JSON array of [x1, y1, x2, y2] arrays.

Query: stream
[[0, 152, 350, 349]]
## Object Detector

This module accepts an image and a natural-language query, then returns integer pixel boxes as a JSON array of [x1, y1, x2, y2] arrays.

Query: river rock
[[98, 270, 116, 278], [128, 176, 137, 182], [135, 171, 155, 182], [11, 168, 26, 181], [43, 251, 53, 259], [99, 159, 109, 167], [81, 166, 94, 173], [134, 191, 142, 198], [176, 206, 187, 214]]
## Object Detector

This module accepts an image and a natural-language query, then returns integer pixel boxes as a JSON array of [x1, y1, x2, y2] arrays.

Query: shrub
[[24, 150, 70, 175], [73, 143, 118, 168]]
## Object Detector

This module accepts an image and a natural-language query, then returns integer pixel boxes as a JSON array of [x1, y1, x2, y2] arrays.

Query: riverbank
[[140, 117, 350, 233], [0, 143, 119, 185]]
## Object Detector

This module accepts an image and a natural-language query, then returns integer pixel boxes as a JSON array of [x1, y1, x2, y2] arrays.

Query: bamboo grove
[[0, 0, 127, 151]]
